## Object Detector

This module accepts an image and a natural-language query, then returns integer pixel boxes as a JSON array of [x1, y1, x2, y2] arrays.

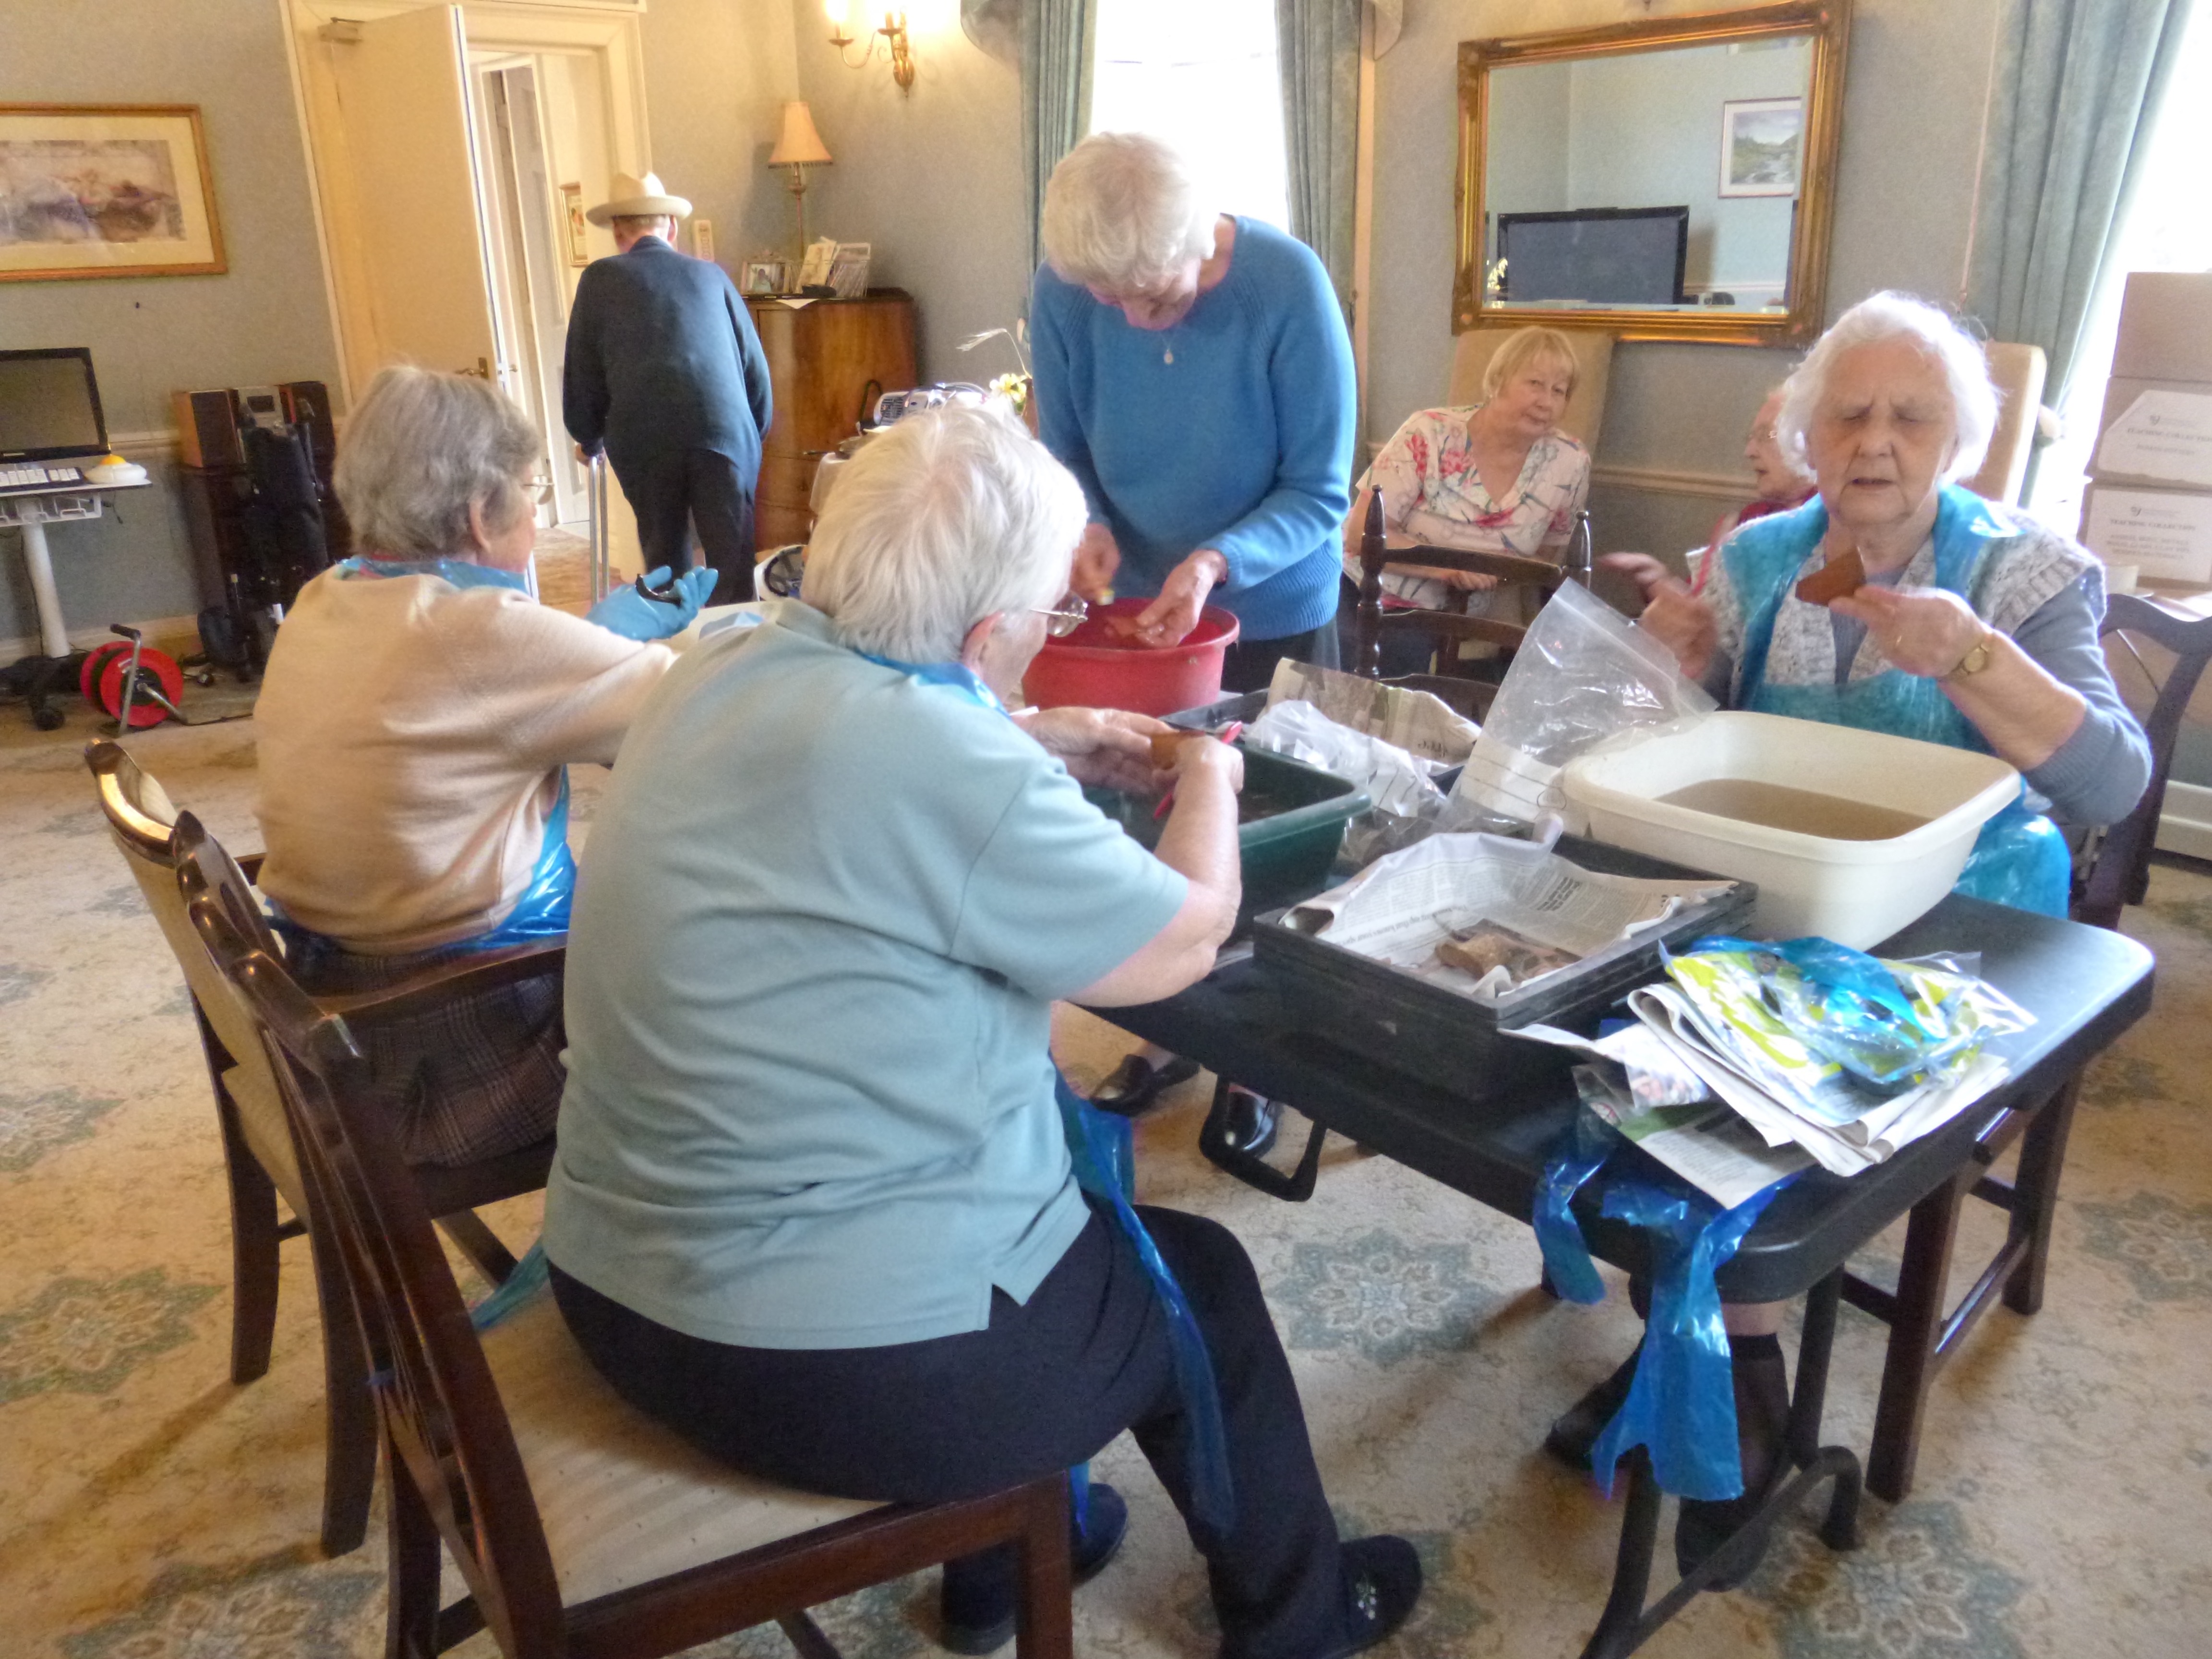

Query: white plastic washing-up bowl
[[1562, 711, 2020, 949]]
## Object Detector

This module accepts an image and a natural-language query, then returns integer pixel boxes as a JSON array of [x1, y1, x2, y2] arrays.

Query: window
[[1089, 0, 1290, 232], [2029, 1, 2212, 531]]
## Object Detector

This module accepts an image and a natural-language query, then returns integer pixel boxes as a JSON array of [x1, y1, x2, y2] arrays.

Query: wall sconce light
[[825, 2, 915, 92]]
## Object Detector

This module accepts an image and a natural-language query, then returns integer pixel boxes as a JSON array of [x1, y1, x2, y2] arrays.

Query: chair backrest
[[1447, 327, 1616, 452], [184, 874, 569, 1655], [2080, 594, 2212, 928], [1346, 487, 1590, 678], [1964, 341, 2048, 505], [84, 741, 306, 1210]]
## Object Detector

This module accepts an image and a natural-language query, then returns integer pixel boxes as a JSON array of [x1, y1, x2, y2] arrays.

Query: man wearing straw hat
[[564, 171, 774, 605]]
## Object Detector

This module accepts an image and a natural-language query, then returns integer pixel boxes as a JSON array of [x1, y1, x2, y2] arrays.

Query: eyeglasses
[[1032, 594, 1089, 637]]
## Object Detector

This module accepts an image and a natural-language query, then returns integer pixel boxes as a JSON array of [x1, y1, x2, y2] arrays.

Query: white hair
[[802, 404, 1088, 663], [1041, 132, 1217, 293], [334, 366, 539, 557], [1776, 292, 1999, 485]]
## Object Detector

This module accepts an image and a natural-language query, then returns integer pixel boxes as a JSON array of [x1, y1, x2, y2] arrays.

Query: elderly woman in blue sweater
[[1031, 132, 1356, 689]]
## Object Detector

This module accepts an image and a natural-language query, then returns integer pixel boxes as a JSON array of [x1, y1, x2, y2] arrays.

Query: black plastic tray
[[1250, 835, 1755, 1105]]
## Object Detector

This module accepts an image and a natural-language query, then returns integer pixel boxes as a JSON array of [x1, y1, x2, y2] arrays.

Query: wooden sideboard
[[746, 289, 917, 547]]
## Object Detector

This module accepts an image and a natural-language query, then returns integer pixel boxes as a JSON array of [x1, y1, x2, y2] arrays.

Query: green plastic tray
[[1086, 746, 1371, 914]]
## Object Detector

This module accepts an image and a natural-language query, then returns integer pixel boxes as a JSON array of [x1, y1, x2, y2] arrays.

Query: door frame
[[279, 0, 651, 407]]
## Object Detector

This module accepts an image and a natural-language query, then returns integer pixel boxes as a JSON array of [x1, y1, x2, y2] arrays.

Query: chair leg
[[308, 1223, 377, 1557], [1866, 1166, 1969, 1503], [216, 1087, 283, 1386], [775, 1612, 844, 1659], [1012, 1473, 1074, 1659], [385, 1460, 444, 1659], [2002, 1077, 2081, 1317], [435, 1210, 519, 1286]]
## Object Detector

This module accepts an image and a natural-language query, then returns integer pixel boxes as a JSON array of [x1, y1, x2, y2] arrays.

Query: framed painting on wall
[[560, 182, 590, 266], [1719, 97, 1804, 197], [0, 104, 226, 281]]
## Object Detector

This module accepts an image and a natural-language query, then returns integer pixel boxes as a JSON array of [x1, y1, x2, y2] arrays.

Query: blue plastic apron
[[1722, 487, 2070, 916]]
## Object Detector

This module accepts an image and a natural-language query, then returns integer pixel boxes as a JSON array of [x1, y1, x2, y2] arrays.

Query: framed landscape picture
[[1719, 97, 1803, 198], [0, 104, 226, 281]]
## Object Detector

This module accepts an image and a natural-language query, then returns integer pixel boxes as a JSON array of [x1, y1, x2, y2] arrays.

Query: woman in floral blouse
[[1338, 325, 1590, 673]]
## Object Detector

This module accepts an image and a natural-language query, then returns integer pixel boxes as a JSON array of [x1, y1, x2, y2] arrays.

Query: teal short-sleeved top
[[543, 601, 1189, 1349]]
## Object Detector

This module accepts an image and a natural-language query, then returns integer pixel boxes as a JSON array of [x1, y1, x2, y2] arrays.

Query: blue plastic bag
[[1586, 1175, 1791, 1500], [1536, 1115, 1795, 1500]]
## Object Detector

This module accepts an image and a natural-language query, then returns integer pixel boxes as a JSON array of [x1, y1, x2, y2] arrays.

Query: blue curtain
[[1022, 0, 1094, 272], [1966, 0, 2194, 401], [1276, 0, 1362, 312]]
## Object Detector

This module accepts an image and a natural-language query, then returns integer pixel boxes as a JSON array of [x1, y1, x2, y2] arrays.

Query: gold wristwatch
[[1947, 628, 1998, 680]]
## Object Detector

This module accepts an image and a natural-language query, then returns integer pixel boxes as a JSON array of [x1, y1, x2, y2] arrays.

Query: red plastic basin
[[1022, 597, 1241, 716]]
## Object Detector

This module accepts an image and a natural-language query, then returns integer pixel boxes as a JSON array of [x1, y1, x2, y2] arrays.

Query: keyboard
[[0, 463, 85, 490]]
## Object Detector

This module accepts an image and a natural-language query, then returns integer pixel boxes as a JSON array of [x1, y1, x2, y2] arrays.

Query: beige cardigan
[[255, 568, 673, 952]]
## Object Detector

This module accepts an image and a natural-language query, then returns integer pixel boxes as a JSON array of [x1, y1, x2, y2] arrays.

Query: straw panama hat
[[586, 171, 692, 226]]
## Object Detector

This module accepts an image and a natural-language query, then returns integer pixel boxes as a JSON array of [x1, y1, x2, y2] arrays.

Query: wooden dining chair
[[88, 740, 556, 1556], [2077, 592, 2212, 927], [184, 876, 1076, 1659], [1836, 592, 2212, 1500], [1347, 487, 1592, 681]]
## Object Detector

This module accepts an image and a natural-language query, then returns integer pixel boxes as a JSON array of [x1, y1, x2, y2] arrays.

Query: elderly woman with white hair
[[1031, 132, 1355, 681], [543, 405, 1421, 1659], [254, 365, 708, 1168], [1340, 324, 1591, 675], [1587, 291, 2150, 1583]]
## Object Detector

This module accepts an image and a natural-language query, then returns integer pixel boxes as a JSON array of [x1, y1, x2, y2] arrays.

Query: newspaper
[[1288, 832, 1732, 999], [1265, 659, 1479, 763], [1573, 1065, 1813, 1209]]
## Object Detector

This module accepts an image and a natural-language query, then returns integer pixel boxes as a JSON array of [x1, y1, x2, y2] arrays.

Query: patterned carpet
[[2, 702, 2209, 1659]]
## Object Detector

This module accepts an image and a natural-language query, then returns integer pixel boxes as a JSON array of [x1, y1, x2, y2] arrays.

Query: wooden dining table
[[1094, 890, 2153, 1657]]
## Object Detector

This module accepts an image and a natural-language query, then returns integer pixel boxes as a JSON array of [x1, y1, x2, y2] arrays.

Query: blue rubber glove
[[585, 564, 717, 640]]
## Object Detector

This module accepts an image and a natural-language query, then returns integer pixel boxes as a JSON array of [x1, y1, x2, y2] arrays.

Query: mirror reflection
[[1481, 34, 1814, 316]]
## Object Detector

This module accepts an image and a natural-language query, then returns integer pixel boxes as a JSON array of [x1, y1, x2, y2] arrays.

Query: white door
[[319, 5, 502, 384]]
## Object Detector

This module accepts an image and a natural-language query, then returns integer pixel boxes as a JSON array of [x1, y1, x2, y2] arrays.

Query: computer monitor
[[1497, 207, 1690, 307], [0, 348, 109, 462]]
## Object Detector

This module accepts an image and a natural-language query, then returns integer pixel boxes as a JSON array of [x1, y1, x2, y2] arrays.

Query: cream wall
[[790, 6, 1031, 384], [641, 0, 804, 277]]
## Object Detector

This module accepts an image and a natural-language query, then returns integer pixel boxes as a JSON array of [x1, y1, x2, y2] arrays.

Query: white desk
[[1, 478, 151, 657]]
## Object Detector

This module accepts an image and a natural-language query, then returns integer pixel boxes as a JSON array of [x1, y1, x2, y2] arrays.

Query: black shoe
[[938, 1482, 1130, 1654], [1091, 1053, 1201, 1118], [1312, 1535, 1424, 1659], [1220, 1085, 1280, 1159], [1674, 1335, 1791, 1591], [1543, 1341, 1643, 1473]]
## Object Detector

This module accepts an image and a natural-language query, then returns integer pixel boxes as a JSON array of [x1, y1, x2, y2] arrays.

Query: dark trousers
[[613, 445, 757, 606], [1219, 617, 1339, 695], [551, 1201, 1348, 1659]]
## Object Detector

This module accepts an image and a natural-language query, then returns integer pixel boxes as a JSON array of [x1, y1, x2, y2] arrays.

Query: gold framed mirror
[[1454, 0, 1851, 346]]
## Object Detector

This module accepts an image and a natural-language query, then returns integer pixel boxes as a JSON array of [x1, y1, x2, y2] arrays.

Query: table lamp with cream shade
[[769, 102, 833, 277]]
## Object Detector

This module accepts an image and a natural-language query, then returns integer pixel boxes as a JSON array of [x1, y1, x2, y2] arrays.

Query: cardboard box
[[2108, 273, 2212, 385], [2080, 480, 2212, 588], [2091, 378, 2212, 490]]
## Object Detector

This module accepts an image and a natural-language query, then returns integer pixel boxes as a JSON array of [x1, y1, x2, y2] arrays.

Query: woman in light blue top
[[545, 407, 1421, 1659], [1031, 132, 1357, 687]]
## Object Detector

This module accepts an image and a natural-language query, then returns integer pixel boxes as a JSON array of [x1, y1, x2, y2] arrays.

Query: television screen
[[1498, 208, 1689, 306], [0, 349, 107, 460]]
